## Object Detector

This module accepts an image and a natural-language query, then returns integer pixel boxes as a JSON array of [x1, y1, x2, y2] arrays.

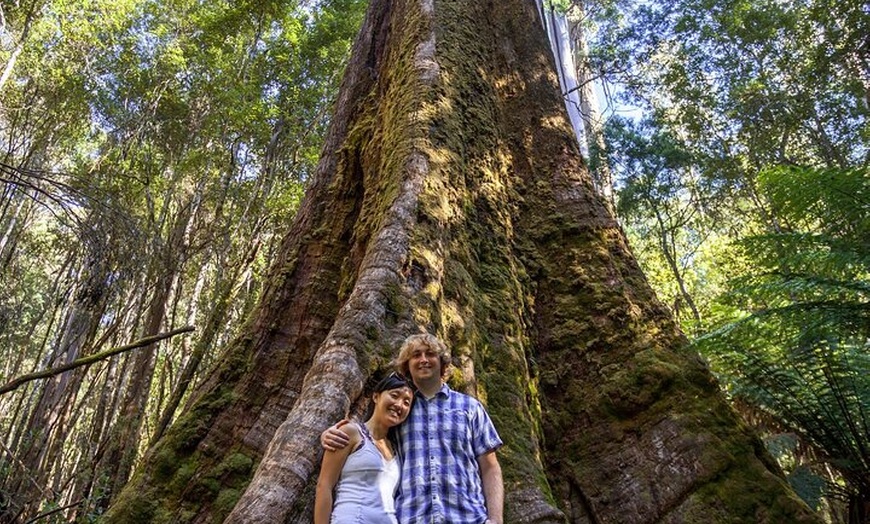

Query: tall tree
[[596, 0, 868, 356], [607, 116, 713, 332], [538, 0, 617, 210], [1, 226, 111, 520], [564, 0, 617, 211], [104, 0, 818, 522], [0, 0, 45, 93], [600, 0, 868, 185]]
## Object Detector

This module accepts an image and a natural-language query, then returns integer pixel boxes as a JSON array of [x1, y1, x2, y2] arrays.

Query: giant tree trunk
[[104, 0, 820, 522]]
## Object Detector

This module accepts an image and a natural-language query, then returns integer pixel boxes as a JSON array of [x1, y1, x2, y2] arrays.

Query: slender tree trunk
[[0, 246, 72, 398], [88, 192, 199, 511], [1, 275, 66, 461], [541, 5, 585, 149], [0, 1, 42, 93], [67, 323, 131, 521], [91, 268, 174, 509], [536, 1, 614, 213], [149, 266, 207, 446], [653, 208, 702, 324], [568, 8, 615, 213], [150, 250, 254, 445], [0, 194, 27, 273], [105, 0, 821, 523], [1, 241, 109, 522]]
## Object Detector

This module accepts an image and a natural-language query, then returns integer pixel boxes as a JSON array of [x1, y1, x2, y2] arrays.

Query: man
[[322, 333, 504, 524]]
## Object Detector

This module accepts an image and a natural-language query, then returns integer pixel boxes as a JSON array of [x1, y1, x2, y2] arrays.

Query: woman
[[315, 373, 414, 524]]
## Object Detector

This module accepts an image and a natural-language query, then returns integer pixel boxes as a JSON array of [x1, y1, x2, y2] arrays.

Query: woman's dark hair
[[373, 371, 415, 394]]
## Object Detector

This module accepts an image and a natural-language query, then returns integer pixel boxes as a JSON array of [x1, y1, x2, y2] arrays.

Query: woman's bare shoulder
[[343, 421, 362, 438], [343, 421, 364, 450]]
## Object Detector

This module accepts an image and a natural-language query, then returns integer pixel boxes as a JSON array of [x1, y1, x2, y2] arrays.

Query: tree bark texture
[[104, 0, 820, 523]]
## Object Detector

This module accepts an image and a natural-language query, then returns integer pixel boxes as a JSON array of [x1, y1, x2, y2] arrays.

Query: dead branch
[[0, 326, 195, 395]]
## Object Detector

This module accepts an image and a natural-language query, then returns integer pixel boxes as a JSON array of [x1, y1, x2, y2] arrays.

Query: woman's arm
[[314, 423, 361, 524]]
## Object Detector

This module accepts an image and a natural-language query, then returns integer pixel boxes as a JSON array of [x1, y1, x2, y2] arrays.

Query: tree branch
[[24, 500, 85, 524], [0, 326, 195, 395]]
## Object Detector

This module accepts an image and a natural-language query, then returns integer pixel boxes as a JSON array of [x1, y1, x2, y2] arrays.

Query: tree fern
[[695, 166, 869, 520]]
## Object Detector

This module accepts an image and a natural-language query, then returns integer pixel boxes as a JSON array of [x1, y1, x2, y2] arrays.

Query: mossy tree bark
[[103, 0, 821, 522]]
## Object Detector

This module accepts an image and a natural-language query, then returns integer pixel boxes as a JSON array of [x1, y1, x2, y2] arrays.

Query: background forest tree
[[0, 0, 365, 520], [0, 0, 866, 522]]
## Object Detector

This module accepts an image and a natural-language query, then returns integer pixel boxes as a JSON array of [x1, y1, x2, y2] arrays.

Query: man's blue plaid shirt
[[395, 383, 502, 524]]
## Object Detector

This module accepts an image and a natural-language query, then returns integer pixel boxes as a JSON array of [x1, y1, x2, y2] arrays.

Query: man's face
[[407, 344, 441, 383]]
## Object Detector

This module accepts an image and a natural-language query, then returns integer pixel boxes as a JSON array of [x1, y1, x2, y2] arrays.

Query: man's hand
[[321, 419, 351, 452]]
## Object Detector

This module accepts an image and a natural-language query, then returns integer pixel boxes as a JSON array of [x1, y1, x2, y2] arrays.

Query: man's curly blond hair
[[394, 333, 451, 379]]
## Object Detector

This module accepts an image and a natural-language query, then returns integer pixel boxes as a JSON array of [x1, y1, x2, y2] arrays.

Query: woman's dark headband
[[374, 372, 415, 393]]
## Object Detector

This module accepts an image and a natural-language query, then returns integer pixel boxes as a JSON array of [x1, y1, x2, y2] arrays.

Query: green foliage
[[608, 116, 743, 333], [0, 0, 365, 519], [603, 0, 868, 516], [545, 0, 574, 13], [696, 166, 870, 507], [599, 0, 868, 192]]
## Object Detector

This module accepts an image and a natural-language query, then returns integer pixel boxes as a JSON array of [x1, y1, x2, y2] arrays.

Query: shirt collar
[[415, 382, 450, 400]]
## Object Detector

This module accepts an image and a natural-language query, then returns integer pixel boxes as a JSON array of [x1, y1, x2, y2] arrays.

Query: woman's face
[[373, 386, 414, 427]]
